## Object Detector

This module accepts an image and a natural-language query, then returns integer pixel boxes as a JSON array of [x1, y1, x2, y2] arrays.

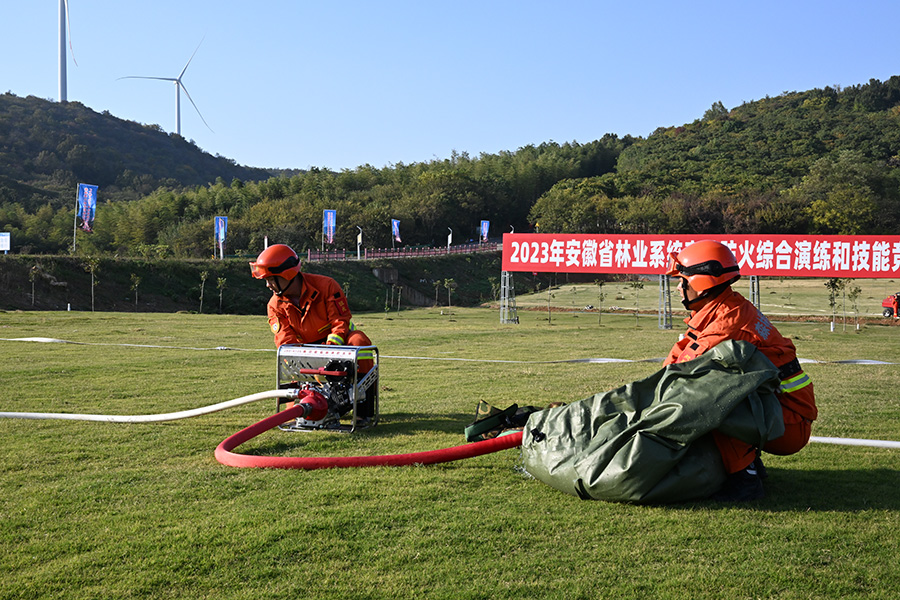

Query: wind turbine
[[58, 0, 77, 102], [119, 39, 213, 136]]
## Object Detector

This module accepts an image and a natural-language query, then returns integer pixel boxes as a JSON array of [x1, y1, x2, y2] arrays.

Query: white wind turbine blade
[[175, 38, 213, 134], [117, 38, 213, 136], [64, 0, 78, 67], [117, 75, 181, 133], [117, 76, 178, 83], [178, 82, 214, 133], [178, 37, 205, 81]]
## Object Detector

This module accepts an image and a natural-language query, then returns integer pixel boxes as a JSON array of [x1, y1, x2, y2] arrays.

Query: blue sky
[[4, 1, 900, 172]]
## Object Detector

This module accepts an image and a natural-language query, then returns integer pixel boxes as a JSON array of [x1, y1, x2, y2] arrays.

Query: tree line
[[2, 76, 900, 258], [2, 140, 626, 256]]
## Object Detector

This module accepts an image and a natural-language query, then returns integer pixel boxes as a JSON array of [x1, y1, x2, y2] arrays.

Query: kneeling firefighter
[[664, 240, 817, 501], [250, 244, 375, 416]]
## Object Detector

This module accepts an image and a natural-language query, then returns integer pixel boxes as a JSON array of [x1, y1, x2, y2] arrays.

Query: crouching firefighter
[[250, 244, 375, 418], [665, 240, 817, 502]]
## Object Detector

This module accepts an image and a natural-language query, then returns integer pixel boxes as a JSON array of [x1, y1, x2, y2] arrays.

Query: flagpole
[[72, 191, 78, 253]]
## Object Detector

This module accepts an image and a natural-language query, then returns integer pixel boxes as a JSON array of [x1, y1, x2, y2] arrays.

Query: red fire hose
[[215, 403, 524, 469]]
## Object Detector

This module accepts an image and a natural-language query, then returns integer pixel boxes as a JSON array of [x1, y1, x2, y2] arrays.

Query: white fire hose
[[809, 436, 900, 449], [1, 398, 898, 450], [0, 389, 299, 423]]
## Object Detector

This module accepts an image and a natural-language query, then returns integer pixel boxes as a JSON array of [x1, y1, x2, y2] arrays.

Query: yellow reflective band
[[326, 333, 345, 345], [356, 350, 374, 359], [349, 321, 357, 332], [780, 372, 811, 393]]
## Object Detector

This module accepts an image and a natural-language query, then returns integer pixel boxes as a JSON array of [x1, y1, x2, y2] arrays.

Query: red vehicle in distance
[[881, 293, 900, 318]]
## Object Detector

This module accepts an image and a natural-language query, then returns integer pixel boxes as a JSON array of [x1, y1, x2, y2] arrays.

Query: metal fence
[[307, 242, 501, 262]]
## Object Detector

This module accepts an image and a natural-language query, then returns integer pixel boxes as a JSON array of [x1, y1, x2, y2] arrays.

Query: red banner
[[502, 234, 900, 278]]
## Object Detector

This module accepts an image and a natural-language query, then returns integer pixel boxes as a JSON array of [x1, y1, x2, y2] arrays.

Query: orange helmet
[[249, 244, 301, 280], [666, 240, 740, 292]]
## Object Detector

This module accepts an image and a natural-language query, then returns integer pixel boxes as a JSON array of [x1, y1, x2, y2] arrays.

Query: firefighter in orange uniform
[[664, 240, 817, 501], [250, 244, 374, 374]]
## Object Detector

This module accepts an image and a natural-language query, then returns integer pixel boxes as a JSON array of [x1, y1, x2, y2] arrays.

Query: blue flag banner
[[480, 220, 490, 242], [215, 216, 228, 243], [77, 183, 98, 233], [323, 209, 337, 244], [392, 219, 401, 242], [214, 216, 228, 258]]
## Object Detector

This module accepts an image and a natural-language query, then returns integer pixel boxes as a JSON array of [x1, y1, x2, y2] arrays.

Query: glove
[[298, 389, 329, 421]]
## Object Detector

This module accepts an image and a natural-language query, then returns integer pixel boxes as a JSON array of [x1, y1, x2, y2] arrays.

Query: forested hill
[[530, 77, 900, 236], [619, 79, 900, 196], [3, 76, 900, 258], [0, 93, 273, 210]]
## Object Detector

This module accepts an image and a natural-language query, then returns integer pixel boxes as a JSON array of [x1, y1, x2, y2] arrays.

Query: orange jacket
[[664, 289, 817, 422], [266, 273, 354, 347]]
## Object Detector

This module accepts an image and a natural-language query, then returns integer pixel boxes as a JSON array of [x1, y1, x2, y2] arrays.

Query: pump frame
[[275, 344, 379, 433]]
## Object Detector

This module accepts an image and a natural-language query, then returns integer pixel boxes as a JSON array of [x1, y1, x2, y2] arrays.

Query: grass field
[[513, 276, 900, 322], [1, 305, 899, 599]]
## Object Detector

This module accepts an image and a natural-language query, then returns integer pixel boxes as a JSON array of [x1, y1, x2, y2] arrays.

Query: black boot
[[754, 451, 768, 480], [711, 463, 764, 502]]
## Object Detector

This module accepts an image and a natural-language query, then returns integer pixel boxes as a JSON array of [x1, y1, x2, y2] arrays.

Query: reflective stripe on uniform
[[326, 333, 345, 345], [780, 372, 811, 394], [356, 349, 375, 360]]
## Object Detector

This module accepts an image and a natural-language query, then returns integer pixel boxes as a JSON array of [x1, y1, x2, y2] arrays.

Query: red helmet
[[666, 240, 740, 292], [249, 244, 301, 280]]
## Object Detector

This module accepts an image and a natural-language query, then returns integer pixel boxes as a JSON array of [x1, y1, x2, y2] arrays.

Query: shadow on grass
[[235, 411, 477, 457], [760, 467, 900, 511], [670, 467, 900, 511], [367, 411, 474, 436]]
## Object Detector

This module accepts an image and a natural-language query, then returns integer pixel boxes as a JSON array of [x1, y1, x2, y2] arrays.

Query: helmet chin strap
[[679, 278, 702, 310], [271, 273, 301, 296], [271, 276, 289, 296], [680, 278, 732, 310]]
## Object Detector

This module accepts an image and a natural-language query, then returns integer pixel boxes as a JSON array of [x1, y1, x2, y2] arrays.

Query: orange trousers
[[713, 397, 813, 473]]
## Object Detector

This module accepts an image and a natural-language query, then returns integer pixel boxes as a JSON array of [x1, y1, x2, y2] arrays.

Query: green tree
[[82, 257, 100, 312], [847, 282, 862, 330], [630, 280, 644, 327], [28, 265, 38, 306], [596, 280, 606, 325], [217, 277, 227, 312], [130, 273, 141, 309], [199, 270, 209, 314], [786, 151, 886, 234], [528, 177, 619, 233], [824, 278, 847, 331], [443, 278, 456, 310], [703, 101, 729, 121]]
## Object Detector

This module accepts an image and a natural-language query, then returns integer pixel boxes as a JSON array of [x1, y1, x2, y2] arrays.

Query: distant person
[[249, 243, 374, 376], [664, 240, 817, 501]]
